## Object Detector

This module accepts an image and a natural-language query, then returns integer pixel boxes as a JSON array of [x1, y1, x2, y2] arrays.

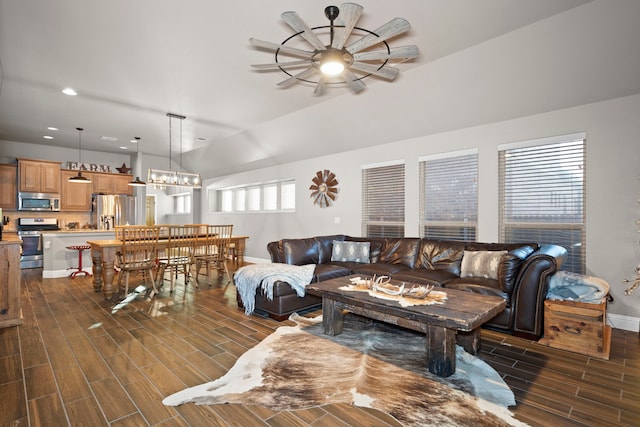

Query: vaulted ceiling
[[2, 0, 638, 179]]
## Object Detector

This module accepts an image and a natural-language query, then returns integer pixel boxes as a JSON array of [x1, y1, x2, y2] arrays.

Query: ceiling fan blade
[[350, 62, 399, 80], [251, 60, 312, 70], [277, 67, 318, 88], [250, 38, 315, 58], [316, 170, 323, 181], [281, 11, 327, 51], [353, 45, 419, 61], [327, 171, 336, 182], [332, 3, 364, 49], [326, 192, 336, 201], [346, 18, 411, 54], [342, 69, 366, 93], [322, 169, 330, 180], [314, 76, 327, 95]]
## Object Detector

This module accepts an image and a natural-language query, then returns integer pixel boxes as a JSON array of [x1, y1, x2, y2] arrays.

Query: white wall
[[201, 94, 640, 323]]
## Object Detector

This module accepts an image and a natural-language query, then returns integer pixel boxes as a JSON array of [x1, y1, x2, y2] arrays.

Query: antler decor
[[310, 169, 339, 207]]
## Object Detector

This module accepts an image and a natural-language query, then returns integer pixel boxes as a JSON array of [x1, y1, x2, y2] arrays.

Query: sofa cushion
[[443, 280, 511, 306], [315, 235, 346, 264], [460, 250, 507, 280], [379, 238, 421, 268], [313, 263, 352, 282], [346, 237, 384, 262], [331, 240, 370, 263], [417, 240, 465, 275], [283, 238, 320, 265], [351, 263, 411, 277], [392, 269, 455, 287]]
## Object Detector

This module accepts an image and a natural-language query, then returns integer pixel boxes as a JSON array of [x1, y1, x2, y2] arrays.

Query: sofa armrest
[[511, 244, 568, 338]]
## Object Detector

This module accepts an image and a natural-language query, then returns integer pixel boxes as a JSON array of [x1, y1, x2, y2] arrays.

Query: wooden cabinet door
[[18, 159, 61, 193], [92, 173, 114, 194], [40, 162, 61, 193], [61, 170, 93, 211], [0, 242, 22, 328], [19, 161, 40, 192], [0, 164, 17, 209], [113, 174, 134, 195]]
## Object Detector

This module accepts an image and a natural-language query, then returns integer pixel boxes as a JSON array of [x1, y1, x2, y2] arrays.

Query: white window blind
[[362, 161, 405, 238], [234, 188, 246, 211], [220, 189, 232, 212], [247, 186, 261, 211], [419, 150, 478, 241], [280, 181, 296, 210], [499, 135, 586, 273], [263, 183, 278, 211]]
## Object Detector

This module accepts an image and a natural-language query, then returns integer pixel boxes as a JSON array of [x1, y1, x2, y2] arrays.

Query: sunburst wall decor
[[310, 169, 339, 207]]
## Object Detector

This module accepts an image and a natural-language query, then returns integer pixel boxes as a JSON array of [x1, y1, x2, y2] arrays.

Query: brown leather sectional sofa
[[246, 234, 567, 339]]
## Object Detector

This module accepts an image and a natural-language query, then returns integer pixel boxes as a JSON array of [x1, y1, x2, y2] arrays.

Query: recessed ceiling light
[[62, 88, 77, 96], [43, 135, 54, 140], [120, 146, 128, 150], [47, 127, 58, 131], [130, 139, 138, 143], [100, 136, 118, 142]]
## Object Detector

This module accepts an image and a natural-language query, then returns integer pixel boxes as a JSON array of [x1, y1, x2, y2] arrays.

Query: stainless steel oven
[[17, 218, 59, 269]]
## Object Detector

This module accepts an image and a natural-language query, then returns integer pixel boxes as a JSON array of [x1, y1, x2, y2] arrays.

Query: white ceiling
[[3, 0, 635, 180]]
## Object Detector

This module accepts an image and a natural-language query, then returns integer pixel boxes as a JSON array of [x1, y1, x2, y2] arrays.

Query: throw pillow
[[331, 241, 370, 263], [460, 250, 507, 280]]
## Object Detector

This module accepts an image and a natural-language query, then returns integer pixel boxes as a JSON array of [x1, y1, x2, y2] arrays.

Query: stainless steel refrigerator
[[92, 194, 137, 230]]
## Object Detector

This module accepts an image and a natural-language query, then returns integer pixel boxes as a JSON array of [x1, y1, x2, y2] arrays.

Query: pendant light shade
[[68, 127, 92, 183], [129, 136, 146, 186]]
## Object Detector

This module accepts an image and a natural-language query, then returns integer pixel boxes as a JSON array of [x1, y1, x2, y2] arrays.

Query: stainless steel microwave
[[18, 192, 61, 211]]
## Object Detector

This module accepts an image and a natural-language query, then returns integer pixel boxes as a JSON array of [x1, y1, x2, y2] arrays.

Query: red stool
[[67, 245, 93, 278]]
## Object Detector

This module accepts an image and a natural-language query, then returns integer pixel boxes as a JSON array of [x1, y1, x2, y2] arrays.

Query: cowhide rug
[[163, 314, 528, 427]]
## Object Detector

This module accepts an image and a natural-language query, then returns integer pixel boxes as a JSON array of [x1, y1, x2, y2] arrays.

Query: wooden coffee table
[[307, 275, 506, 377]]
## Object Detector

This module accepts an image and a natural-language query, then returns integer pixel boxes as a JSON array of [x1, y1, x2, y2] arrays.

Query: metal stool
[[67, 245, 92, 278]]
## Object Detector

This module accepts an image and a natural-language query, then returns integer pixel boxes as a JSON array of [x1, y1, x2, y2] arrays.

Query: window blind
[[499, 136, 586, 273], [361, 162, 405, 238], [419, 150, 478, 241]]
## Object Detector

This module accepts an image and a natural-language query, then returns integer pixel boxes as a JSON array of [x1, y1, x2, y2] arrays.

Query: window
[[362, 161, 405, 238], [247, 186, 261, 211], [214, 179, 295, 212], [499, 133, 586, 273], [419, 149, 478, 241], [173, 193, 191, 214], [220, 189, 232, 212], [281, 180, 295, 210]]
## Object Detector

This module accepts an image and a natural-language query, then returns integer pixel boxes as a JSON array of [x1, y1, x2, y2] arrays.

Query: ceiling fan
[[250, 3, 419, 95]]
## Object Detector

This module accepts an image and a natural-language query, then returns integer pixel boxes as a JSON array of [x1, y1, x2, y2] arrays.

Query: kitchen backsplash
[[1, 211, 92, 232]]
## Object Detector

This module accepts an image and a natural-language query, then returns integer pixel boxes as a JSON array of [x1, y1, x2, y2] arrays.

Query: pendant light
[[68, 127, 92, 183], [129, 136, 146, 186], [147, 113, 201, 188]]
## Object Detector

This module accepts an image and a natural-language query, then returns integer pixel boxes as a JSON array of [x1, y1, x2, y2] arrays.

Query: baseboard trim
[[607, 313, 640, 332]]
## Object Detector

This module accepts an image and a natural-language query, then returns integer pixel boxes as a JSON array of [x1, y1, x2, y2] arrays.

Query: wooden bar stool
[[67, 245, 92, 278]]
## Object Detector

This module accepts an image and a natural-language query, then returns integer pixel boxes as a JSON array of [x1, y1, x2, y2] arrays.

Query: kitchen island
[[42, 230, 116, 278]]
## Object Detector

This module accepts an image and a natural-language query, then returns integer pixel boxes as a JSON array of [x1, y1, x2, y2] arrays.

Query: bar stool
[[67, 245, 92, 278]]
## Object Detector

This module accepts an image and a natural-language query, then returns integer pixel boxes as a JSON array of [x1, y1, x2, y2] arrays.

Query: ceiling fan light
[[320, 60, 344, 76]]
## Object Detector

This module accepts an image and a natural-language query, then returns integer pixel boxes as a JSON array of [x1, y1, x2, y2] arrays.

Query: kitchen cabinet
[[0, 238, 22, 328], [60, 169, 93, 211], [92, 172, 134, 196], [18, 158, 61, 193], [0, 164, 17, 209]]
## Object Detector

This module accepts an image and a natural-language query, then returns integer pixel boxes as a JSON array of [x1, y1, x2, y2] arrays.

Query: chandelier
[[147, 113, 202, 189]]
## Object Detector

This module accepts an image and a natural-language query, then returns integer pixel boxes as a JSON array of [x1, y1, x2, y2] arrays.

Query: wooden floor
[[1, 266, 638, 427]]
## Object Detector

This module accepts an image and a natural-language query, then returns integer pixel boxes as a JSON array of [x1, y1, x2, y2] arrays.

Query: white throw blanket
[[547, 270, 610, 303], [234, 263, 316, 315]]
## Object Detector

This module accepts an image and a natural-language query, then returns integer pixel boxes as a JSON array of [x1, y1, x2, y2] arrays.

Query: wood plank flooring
[[1, 266, 638, 426]]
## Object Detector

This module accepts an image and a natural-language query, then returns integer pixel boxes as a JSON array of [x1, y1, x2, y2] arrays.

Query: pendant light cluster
[[68, 127, 92, 183], [147, 113, 201, 189]]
